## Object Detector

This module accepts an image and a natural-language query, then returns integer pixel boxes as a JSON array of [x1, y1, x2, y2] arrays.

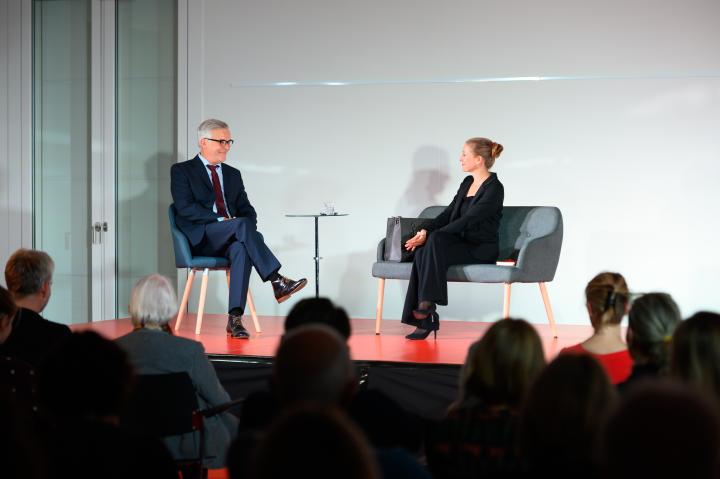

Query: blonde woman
[[402, 138, 504, 340]]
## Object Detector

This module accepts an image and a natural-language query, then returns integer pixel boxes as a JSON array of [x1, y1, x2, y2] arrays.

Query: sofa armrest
[[376, 238, 385, 261]]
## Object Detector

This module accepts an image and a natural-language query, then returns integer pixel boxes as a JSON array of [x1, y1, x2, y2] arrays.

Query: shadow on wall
[[337, 248, 377, 317], [394, 145, 451, 217], [117, 152, 176, 306]]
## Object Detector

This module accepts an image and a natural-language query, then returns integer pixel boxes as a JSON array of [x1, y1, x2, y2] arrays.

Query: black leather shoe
[[271, 275, 307, 303], [227, 314, 250, 339], [405, 312, 440, 340]]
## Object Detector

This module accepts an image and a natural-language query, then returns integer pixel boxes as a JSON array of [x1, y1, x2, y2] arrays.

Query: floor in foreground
[[72, 315, 593, 365]]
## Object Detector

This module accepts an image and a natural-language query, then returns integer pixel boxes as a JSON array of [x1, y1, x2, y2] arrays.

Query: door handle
[[92, 222, 107, 244]]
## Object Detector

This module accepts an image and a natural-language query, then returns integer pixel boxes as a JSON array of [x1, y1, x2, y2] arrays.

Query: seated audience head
[[585, 272, 629, 330], [0, 286, 17, 344], [273, 325, 355, 408], [4, 248, 54, 313], [603, 381, 720, 479], [455, 317, 545, 410], [464, 137, 504, 170], [627, 292, 681, 369], [285, 297, 351, 339], [38, 331, 134, 421], [521, 354, 617, 475], [249, 405, 379, 479], [128, 274, 178, 330], [671, 311, 720, 401]]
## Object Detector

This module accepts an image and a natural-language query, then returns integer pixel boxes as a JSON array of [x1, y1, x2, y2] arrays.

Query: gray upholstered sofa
[[371, 206, 563, 336]]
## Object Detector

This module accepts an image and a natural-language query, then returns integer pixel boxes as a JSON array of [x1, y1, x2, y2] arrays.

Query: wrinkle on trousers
[[196, 217, 281, 313]]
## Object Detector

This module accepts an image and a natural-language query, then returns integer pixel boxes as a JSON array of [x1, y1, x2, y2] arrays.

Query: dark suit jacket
[[425, 173, 504, 247], [0, 307, 71, 367], [170, 155, 257, 246]]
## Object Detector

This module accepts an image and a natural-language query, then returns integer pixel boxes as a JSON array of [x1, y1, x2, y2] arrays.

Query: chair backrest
[[123, 372, 200, 437], [419, 205, 563, 280], [168, 204, 195, 268]]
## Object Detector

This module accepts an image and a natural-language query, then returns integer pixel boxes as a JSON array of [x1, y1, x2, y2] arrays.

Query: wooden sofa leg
[[175, 269, 195, 332], [375, 279, 385, 335], [502, 283, 512, 318], [539, 282, 558, 338]]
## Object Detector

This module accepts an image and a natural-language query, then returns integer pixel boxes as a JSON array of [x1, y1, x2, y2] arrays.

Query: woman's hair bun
[[491, 142, 504, 159]]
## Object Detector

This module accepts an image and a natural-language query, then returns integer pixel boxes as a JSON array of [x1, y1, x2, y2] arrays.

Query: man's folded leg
[[219, 218, 307, 304]]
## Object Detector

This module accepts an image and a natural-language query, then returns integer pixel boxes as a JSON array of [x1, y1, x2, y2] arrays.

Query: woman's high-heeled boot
[[405, 312, 440, 340]]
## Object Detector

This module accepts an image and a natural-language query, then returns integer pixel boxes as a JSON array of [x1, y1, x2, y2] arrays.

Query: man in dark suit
[[171, 118, 306, 338], [1, 248, 71, 367]]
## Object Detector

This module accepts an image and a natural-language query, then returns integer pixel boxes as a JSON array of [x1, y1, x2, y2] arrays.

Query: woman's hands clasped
[[405, 229, 428, 251]]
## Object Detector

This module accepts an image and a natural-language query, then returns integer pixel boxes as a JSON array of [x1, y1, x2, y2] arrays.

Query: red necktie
[[207, 164, 229, 218]]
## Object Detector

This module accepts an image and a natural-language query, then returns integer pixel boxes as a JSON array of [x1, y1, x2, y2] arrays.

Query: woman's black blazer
[[424, 173, 504, 252]]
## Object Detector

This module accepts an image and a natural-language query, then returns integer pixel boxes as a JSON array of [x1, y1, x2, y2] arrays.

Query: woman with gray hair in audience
[[618, 292, 681, 392], [115, 274, 238, 469]]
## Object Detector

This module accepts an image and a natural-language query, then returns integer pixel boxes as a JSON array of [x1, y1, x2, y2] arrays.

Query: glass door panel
[[33, 0, 92, 324], [116, 0, 177, 316]]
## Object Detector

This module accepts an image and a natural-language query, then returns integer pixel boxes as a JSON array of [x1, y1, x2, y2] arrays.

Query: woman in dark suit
[[402, 137, 504, 340]]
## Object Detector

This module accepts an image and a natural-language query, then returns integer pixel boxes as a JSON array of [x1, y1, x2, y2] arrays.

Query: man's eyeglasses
[[205, 138, 234, 147]]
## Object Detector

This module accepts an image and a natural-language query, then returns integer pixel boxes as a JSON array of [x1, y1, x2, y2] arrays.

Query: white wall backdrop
[[181, 0, 720, 324]]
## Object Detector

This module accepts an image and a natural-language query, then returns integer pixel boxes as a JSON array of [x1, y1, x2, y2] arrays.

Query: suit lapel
[[220, 164, 237, 216], [192, 156, 213, 192]]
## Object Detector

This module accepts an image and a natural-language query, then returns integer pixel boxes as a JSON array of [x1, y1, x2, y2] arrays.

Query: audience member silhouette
[[670, 311, 720, 403], [232, 325, 428, 479], [115, 273, 238, 468], [1, 249, 70, 366], [520, 354, 617, 478], [37, 331, 177, 479], [273, 324, 356, 407], [284, 296, 352, 339], [0, 285, 45, 479], [618, 293, 680, 392], [0, 394, 45, 479], [0, 285, 17, 344], [561, 272, 633, 384], [248, 405, 380, 479], [425, 318, 546, 479], [0, 285, 39, 421], [603, 381, 720, 479]]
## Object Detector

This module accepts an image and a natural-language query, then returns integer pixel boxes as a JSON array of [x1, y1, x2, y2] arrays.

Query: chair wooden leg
[[375, 278, 385, 335], [175, 269, 195, 332], [195, 268, 210, 335], [502, 283, 512, 318], [246, 289, 261, 333], [539, 282, 558, 338]]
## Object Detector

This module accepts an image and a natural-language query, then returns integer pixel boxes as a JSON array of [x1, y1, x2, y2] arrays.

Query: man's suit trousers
[[195, 218, 281, 314]]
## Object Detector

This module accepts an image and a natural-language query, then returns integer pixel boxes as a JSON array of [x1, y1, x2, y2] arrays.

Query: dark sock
[[229, 307, 243, 317], [267, 271, 281, 282], [418, 301, 435, 311]]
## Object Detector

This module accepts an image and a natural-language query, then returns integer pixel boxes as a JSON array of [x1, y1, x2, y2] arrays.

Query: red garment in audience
[[560, 344, 633, 384]]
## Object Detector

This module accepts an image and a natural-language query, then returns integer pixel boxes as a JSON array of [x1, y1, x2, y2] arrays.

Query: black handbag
[[384, 217, 432, 262]]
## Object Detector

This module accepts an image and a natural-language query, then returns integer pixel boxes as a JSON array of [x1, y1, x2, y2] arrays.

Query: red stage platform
[[72, 314, 593, 365]]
